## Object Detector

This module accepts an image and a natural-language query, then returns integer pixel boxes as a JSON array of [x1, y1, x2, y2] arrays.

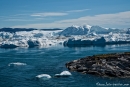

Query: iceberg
[[8, 62, 27, 66], [27, 39, 41, 47], [126, 28, 130, 34], [64, 37, 106, 46], [36, 74, 51, 80], [59, 25, 90, 35], [0, 30, 64, 48], [63, 33, 130, 47], [0, 25, 130, 48], [59, 25, 124, 36], [93, 37, 106, 45], [54, 71, 72, 77]]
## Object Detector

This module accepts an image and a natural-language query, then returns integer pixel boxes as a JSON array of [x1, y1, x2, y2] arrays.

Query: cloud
[[31, 12, 68, 17], [12, 11, 130, 29], [0, 14, 30, 21], [4, 19, 34, 21], [12, 14, 29, 16], [30, 8, 90, 17], [66, 9, 90, 13]]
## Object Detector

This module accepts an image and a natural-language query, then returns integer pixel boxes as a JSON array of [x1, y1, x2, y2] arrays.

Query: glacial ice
[[54, 71, 72, 77], [0, 30, 65, 48], [36, 74, 51, 80], [8, 62, 27, 66], [0, 25, 130, 48], [63, 32, 130, 47]]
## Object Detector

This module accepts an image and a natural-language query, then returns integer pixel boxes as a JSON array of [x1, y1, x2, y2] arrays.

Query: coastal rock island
[[66, 52, 130, 78]]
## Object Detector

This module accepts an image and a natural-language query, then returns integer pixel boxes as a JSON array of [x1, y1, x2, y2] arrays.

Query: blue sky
[[0, 0, 130, 29]]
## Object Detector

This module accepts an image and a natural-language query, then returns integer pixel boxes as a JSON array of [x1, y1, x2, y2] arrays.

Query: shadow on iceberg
[[0, 44, 19, 49], [63, 37, 130, 47], [63, 37, 106, 47], [27, 40, 41, 48]]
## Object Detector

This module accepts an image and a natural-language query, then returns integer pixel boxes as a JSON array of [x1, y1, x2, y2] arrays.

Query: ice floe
[[8, 62, 27, 66], [36, 74, 51, 80], [54, 71, 72, 77]]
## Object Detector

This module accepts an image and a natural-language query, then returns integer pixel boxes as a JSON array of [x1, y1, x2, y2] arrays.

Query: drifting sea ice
[[54, 71, 72, 77], [36, 74, 52, 80], [8, 62, 27, 67]]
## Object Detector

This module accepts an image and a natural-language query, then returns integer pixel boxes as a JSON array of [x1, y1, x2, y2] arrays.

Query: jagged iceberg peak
[[83, 24, 92, 29], [71, 25, 80, 28], [70, 24, 92, 29], [59, 24, 92, 35]]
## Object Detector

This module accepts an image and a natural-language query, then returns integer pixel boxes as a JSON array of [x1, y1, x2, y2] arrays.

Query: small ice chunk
[[60, 71, 72, 75], [54, 71, 72, 77], [36, 74, 51, 80], [8, 62, 27, 66]]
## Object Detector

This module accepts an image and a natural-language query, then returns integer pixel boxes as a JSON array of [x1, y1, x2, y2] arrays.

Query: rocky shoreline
[[66, 52, 130, 78]]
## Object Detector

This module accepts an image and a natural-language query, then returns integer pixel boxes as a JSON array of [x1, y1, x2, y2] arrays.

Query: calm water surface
[[0, 44, 130, 87]]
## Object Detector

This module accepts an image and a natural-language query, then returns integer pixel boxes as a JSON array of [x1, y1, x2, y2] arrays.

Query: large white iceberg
[[0, 25, 130, 48], [0, 30, 64, 48], [63, 33, 130, 47]]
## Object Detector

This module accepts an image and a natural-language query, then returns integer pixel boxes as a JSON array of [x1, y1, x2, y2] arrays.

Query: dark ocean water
[[0, 44, 130, 87]]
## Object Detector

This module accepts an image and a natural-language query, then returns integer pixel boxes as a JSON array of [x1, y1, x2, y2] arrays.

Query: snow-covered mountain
[[59, 25, 124, 35], [59, 25, 90, 35], [0, 28, 62, 33], [0, 25, 130, 48]]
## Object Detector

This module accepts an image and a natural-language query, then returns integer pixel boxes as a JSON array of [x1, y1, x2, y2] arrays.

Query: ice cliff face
[[63, 33, 130, 47], [0, 30, 64, 48]]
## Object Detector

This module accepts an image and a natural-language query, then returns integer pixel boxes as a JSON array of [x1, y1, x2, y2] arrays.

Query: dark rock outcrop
[[66, 52, 130, 78]]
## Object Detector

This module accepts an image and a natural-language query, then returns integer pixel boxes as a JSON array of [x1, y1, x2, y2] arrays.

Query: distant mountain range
[[59, 25, 128, 35], [0, 25, 129, 35], [0, 28, 62, 33]]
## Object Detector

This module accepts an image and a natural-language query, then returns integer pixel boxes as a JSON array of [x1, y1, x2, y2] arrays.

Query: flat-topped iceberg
[[0, 30, 65, 48], [63, 34, 130, 47], [64, 37, 106, 46]]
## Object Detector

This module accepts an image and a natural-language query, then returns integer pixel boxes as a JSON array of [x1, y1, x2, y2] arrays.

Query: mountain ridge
[[59, 25, 127, 35], [0, 28, 63, 33]]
